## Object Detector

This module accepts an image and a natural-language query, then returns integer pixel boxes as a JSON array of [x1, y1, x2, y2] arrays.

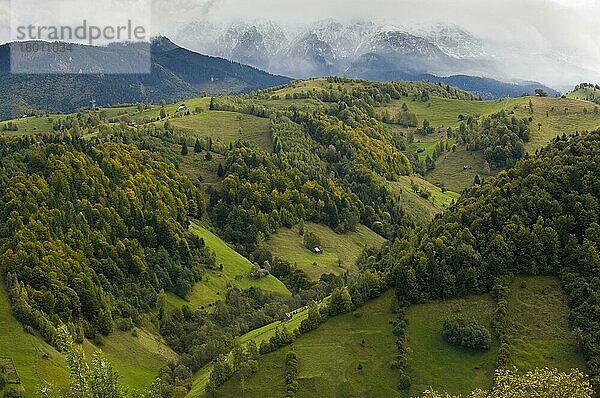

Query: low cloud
[[0, 0, 598, 87]]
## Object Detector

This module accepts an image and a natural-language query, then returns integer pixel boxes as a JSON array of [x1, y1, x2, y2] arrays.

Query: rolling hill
[[1, 76, 598, 398], [0, 37, 290, 120]]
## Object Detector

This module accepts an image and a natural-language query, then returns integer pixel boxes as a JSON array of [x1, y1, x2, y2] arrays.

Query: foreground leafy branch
[[40, 326, 160, 398], [419, 367, 592, 398]]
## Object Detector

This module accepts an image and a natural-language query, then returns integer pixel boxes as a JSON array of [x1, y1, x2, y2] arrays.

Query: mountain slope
[[384, 130, 600, 392], [170, 20, 558, 99], [0, 37, 290, 120]]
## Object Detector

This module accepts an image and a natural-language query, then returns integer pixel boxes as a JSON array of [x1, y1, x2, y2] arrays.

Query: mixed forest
[[0, 77, 599, 398]]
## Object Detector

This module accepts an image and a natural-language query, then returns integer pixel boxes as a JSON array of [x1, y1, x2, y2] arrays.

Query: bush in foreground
[[419, 367, 592, 398], [442, 317, 491, 351]]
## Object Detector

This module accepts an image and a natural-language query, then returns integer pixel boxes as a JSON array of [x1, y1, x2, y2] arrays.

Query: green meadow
[[263, 222, 386, 280], [212, 290, 400, 398], [505, 276, 586, 373], [175, 222, 291, 311], [404, 295, 499, 397]]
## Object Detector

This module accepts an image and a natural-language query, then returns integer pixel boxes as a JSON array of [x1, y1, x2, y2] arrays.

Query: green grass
[[426, 147, 494, 193], [505, 276, 586, 373], [512, 97, 600, 152], [381, 97, 526, 128], [131, 97, 212, 122], [179, 151, 226, 189], [168, 111, 273, 151], [567, 87, 600, 102], [100, 105, 139, 119], [266, 78, 357, 98], [0, 283, 176, 395], [0, 114, 74, 136], [215, 349, 289, 397], [421, 96, 600, 193], [387, 175, 459, 225], [214, 290, 400, 398], [187, 301, 317, 397], [263, 222, 386, 280], [0, 284, 68, 397], [410, 140, 441, 161], [185, 222, 291, 310], [404, 295, 498, 397], [83, 328, 177, 392]]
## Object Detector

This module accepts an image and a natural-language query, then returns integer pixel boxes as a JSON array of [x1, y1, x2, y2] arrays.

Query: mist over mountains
[[167, 19, 582, 95]]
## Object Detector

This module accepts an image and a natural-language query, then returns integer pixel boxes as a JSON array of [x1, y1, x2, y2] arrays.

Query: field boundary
[[0, 356, 21, 384]]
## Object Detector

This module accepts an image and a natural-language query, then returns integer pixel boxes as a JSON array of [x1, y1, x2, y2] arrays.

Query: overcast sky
[[153, 0, 600, 58], [1, 0, 599, 86], [155, 0, 600, 85]]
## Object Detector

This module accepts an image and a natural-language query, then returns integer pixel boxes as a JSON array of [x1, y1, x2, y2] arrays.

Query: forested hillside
[[0, 138, 214, 340], [377, 131, 600, 391], [1, 77, 599, 398], [0, 37, 289, 120]]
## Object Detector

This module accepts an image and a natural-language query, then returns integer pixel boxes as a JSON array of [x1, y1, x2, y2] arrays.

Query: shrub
[[22, 325, 35, 335], [442, 317, 491, 351], [328, 287, 352, 316], [285, 351, 299, 397], [117, 317, 134, 332], [397, 372, 411, 390], [303, 231, 321, 251], [3, 387, 24, 398]]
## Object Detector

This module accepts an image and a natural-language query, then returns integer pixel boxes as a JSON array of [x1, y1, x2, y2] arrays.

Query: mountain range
[[0, 26, 562, 121], [169, 20, 561, 99], [0, 37, 289, 120]]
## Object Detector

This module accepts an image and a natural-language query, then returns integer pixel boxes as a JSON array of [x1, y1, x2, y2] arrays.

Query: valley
[[0, 76, 599, 398]]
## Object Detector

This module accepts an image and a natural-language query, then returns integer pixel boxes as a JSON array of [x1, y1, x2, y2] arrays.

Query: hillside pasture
[[511, 96, 600, 152], [183, 222, 291, 310], [426, 147, 494, 193], [187, 301, 316, 397], [168, 111, 272, 151], [179, 151, 226, 189], [0, 285, 68, 397], [263, 222, 386, 280], [83, 328, 177, 392], [380, 97, 525, 129], [387, 175, 459, 225], [0, 114, 73, 136], [404, 295, 498, 397], [130, 97, 211, 123], [212, 290, 400, 398], [504, 276, 586, 373], [567, 87, 600, 102]]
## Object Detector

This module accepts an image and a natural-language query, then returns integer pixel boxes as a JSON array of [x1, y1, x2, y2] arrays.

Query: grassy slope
[[262, 222, 386, 280], [505, 276, 586, 372], [169, 111, 272, 152], [404, 295, 498, 397], [387, 175, 459, 225], [425, 148, 494, 193], [1, 283, 176, 395], [398, 96, 600, 193], [214, 290, 400, 398], [567, 87, 600, 101], [512, 97, 600, 152], [0, 114, 75, 136], [0, 285, 68, 397], [179, 151, 226, 189], [381, 97, 525, 128], [181, 222, 290, 311], [131, 97, 211, 122], [187, 301, 317, 397], [83, 328, 178, 392], [3, 218, 292, 395]]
